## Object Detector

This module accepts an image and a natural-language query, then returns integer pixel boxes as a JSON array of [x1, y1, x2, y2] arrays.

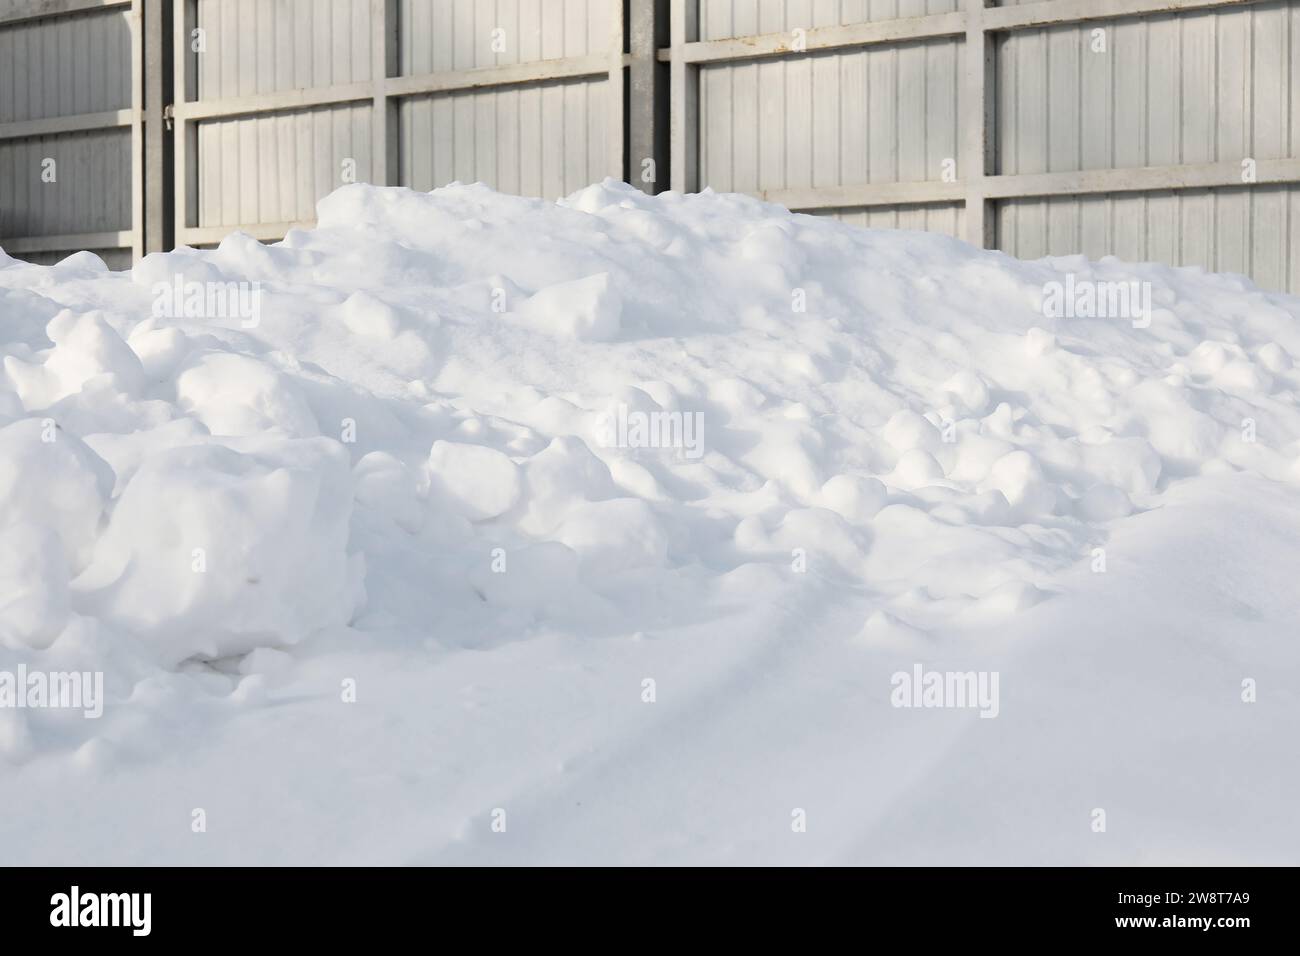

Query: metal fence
[[0, 0, 142, 268], [171, 0, 646, 245], [668, 0, 1300, 293], [2, 0, 1299, 295]]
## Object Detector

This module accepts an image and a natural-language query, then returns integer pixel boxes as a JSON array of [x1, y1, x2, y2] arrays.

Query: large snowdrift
[[2, 181, 1298, 864]]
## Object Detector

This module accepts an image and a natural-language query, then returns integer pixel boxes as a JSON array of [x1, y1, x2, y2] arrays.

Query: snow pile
[[2, 181, 1299, 864]]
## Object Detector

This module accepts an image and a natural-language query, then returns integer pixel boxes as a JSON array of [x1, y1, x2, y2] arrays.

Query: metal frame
[[0, 0, 143, 261], [662, 0, 1293, 249], [169, 0, 635, 247]]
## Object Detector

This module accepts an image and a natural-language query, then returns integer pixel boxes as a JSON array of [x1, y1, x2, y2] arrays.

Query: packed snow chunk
[[340, 290, 403, 340], [819, 474, 888, 524], [426, 440, 522, 522], [1256, 342, 1292, 373], [175, 352, 320, 438], [0, 418, 113, 571], [4, 310, 144, 408], [73, 438, 359, 664], [1079, 436, 1163, 496], [130, 249, 233, 304], [940, 370, 991, 416], [883, 409, 942, 453], [555, 498, 669, 574], [979, 450, 1057, 517], [0, 521, 72, 649], [514, 272, 622, 342], [353, 452, 424, 534], [127, 319, 193, 381], [889, 449, 947, 489], [518, 436, 620, 535], [740, 421, 826, 500], [56, 250, 110, 274]]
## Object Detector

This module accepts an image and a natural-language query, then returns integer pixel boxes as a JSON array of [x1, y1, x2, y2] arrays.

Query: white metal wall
[[698, 39, 962, 197], [669, 0, 1300, 294], [396, 0, 617, 196], [191, 0, 373, 229], [171, 0, 625, 246], [995, 4, 1300, 294], [5, 0, 1299, 295], [0, 0, 141, 268]]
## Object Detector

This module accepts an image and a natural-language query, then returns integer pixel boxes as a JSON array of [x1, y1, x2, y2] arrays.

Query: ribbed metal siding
[[0, 7, 133, 251], [188, 0, 620, 219], [193, 0, 374, 228], [399, 0, 613, 68], [998, 187, 1300, 294], [0, 129, 132, 236], [396, 0, 617, 199], [699, 38, 961, 194], [195, 0, 372, 98], [196, 106, 374, 228], [997, 6, 1298, 174], [0, 9, 132, 121], [399, 79, 611, 196], [995, 2, 1300, 291], [688, 0, 1300, 293], [698, 0, 960, 41]]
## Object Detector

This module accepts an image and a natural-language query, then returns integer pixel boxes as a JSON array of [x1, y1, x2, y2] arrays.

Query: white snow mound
[[2, 179, 1300, 864]]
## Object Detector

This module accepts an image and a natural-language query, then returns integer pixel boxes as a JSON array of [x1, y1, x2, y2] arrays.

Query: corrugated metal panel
[[399, 77, 611, 197], [392, 0, 619, 198], [195, 0, 373, 99], [0, 8, 134, 253], [192, 0, 376, 228], [994, 2, 1300, 293], [997, 186, 1300, 295], [699, 38, 961, 193], [0, 8, 132, 122], [0, 129, 132, 237], [687, 0, 1300, 293], [399, 0, 613, 70], [996, 4, 1298, 176], [810, 201, 964, 238], [188, 0, 621, 224], [699, 0, 960, 41], [196, 105, 373, 227]]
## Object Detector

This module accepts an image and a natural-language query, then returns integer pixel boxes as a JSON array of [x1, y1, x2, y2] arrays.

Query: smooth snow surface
[[2, 180, 1299, 864]]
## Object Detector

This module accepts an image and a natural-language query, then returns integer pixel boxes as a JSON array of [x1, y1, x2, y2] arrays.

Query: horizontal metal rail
[[1, 229, 133, 253]]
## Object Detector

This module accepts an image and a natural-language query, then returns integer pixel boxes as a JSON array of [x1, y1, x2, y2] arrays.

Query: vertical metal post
[[141, 0, 171, 254], [130, 0, 144, 260], [605, 0, 626, 181], [962, 0, 995, 249], [172, 0, 196, 246], [628, 0, 668, 193], [669, 0, 698, 193], [371, 0, 399, 186]]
